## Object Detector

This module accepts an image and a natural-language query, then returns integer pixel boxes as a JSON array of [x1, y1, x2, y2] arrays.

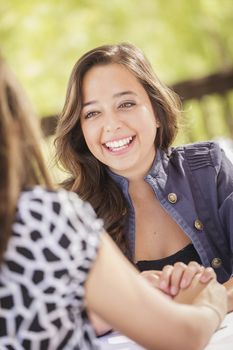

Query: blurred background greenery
[[1, 0, 233, 178]]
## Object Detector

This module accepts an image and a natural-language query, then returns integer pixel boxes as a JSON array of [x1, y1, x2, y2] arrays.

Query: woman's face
[[80, 63, 160, 180]]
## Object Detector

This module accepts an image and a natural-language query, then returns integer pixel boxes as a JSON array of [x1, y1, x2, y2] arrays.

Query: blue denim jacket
[[108, 141, 233, 283]]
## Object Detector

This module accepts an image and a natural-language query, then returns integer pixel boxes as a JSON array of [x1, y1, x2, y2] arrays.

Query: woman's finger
[[159, 265, 174, 294], [140, 270, 161, 288], [169, 262, 187, 296], [199, 267, 216, 283], [180, 261, 204, 289]]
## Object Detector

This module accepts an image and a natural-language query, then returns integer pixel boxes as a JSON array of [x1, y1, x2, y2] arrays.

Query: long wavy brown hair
[[0, 56, 53, 261], [55, 43, 181, 255]]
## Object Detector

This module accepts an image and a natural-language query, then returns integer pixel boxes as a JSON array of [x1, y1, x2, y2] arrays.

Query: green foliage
[[0, 0, 233, 154]]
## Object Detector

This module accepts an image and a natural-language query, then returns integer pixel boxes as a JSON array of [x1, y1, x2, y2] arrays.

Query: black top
[[136, 243, 202, 272]]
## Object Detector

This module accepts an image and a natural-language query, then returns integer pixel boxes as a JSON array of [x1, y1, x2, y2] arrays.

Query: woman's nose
[[104, 113, 122, 133]]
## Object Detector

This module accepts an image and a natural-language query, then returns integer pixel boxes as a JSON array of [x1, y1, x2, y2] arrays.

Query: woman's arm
[[87, 311, 112, 336], [85, 234, 227, 350]]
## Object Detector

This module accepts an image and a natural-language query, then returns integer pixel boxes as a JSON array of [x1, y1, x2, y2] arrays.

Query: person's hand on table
[[141, 261, 215, 298]]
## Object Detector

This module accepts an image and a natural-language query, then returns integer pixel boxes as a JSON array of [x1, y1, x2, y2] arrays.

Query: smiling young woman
[[55, 43, 233, 310], [55, 43, 180, 258]]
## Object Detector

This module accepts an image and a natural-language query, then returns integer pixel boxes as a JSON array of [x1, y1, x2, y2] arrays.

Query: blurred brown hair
[[0, 56, 53, 261]]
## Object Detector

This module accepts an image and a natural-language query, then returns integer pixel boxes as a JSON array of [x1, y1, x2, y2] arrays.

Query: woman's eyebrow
[[82, 91, 137, 108], [82, 100, 98, 108], [113, 91, 137, 98]]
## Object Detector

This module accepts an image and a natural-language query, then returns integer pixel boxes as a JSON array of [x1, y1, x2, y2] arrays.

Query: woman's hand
[[141, 262, 216, 297], [175, 273, 227, 330]]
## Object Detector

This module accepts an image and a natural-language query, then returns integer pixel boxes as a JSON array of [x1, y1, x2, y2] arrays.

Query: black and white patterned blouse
[[0, 186, 103, 349]]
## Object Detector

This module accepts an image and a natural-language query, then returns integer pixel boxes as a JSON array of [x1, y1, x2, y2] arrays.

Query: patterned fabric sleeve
[[55, 189, 104, 283], [0, 186, 103, 349], [17, 186, 103, 287]]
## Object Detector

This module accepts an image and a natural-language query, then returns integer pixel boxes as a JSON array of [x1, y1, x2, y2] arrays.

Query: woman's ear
[[155, 119, 161, 128]]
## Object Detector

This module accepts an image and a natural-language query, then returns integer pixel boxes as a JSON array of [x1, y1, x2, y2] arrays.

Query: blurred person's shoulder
[[16, 186, 103, 237]]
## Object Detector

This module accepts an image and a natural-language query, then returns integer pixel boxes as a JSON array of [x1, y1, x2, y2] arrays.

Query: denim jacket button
[[211, 257, 222, 268], [167, 193, 177, 204], [194, 219, 203, 230]]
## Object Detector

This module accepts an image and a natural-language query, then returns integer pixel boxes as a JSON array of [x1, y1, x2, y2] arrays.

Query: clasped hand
[[141, 261, 215, 298]]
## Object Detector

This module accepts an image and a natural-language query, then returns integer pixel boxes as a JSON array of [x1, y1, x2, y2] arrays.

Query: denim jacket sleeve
[[182, 141, 233, 280]]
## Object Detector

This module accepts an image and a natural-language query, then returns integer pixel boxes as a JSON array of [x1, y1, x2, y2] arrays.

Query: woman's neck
[[128, 176, 153, 200]]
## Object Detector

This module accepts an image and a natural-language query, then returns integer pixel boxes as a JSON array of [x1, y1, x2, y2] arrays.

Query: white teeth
[[105, 137, 133, 149]]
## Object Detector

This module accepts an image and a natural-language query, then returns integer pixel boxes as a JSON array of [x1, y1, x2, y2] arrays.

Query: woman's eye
[[119, 101, 135, 109], [85, 111, 99, 119]]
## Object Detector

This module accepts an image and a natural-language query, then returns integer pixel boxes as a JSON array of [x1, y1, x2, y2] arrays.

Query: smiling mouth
[[104, 136, 135, 152]]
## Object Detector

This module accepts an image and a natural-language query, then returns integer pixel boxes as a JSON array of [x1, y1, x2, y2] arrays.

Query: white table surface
[[98, 312, 233, 350]]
